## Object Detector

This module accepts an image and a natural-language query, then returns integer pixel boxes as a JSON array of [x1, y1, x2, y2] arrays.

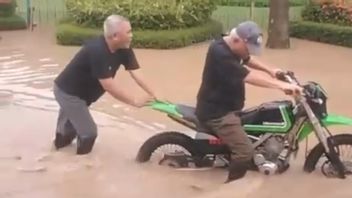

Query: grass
[[212, 6, 304, 31]]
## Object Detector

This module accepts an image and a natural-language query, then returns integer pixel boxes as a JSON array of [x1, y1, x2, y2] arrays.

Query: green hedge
[[0, 14, 27, 30], [56, 20, 223, 49], [290, 21, 352, 48], [215, 0, 306, 7], [0, 1, 16, 17], [65, 0, 217, 30], [302, 5, 352, 26]]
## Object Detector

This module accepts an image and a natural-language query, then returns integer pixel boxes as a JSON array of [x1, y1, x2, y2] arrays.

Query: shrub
[[215, 0, 305, 7], [0, 0, 16, 17], [56, 20, 223, 49], [0, 14, 27, 30], [65, 0, 217, 30], [290, 21, 352, 47], [302, 4, 352, 26]]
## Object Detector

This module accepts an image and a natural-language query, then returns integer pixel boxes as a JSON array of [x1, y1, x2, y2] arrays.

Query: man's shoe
[[225, 160, 249, 183], [54, 133, 76, 149], [76, 136, 96, 155]]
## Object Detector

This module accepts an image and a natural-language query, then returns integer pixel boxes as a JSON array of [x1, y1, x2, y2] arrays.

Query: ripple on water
[[0, 59, 26, 66], [0, 66, 30, 73], [11, 54, 25, 58], [0, 90, 13, 106], [39, 58, 52, 62], [0, 56, 11, 61], [0, 70, 36, 77], [41, 64, 59, 68]]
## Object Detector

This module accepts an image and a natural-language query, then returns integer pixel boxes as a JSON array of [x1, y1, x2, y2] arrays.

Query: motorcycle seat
[[175, 104, 259, 133], [175, 104, 202, 129]]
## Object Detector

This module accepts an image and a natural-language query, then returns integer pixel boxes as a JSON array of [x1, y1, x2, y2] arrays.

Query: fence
[[15, 0, 66, 25], [212, 6, 304, 31], [14, 0, 304, 30]]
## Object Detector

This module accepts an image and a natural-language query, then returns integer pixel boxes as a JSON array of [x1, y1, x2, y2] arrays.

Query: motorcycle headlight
[[304, 81, 328, 100]]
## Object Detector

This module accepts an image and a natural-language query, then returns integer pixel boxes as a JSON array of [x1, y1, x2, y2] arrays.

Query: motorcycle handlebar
[[275, 71, 310, 97], [275, 71, 298, 85]]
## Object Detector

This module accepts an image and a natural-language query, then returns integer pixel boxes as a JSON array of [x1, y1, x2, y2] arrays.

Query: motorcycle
[[136, 71, 352, 178]]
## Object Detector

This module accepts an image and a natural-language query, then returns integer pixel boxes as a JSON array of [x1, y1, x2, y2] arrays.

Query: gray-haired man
[[53, 15, 158, 155], [195, 21, 302, 183]]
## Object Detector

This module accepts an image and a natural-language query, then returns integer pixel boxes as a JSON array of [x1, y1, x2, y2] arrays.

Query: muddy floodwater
[[1, 27, 352, 198]]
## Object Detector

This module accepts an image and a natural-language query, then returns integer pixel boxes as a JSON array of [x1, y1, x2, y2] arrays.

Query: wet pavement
[[1, 27, 352, 197]]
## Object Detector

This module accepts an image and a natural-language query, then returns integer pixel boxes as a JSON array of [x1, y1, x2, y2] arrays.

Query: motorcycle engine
[[262, 135, 285, 161], [254, 135, 288, 175]]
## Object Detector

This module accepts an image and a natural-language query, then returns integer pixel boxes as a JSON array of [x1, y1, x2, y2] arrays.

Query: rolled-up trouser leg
[[53, 84, 97, 155], [204, 112, 254, 182]]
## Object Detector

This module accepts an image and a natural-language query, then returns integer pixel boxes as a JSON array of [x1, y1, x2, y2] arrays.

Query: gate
[[15, 0, 66, 26]]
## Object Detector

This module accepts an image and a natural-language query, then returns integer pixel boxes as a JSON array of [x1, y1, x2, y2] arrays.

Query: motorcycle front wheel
[[304, 134, 352, 178]]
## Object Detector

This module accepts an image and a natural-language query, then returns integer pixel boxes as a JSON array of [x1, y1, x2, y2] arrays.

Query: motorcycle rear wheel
[[136, 131, 203, 167]]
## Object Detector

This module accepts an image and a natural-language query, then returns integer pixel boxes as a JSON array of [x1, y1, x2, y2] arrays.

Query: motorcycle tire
[[303, 134, 352, 173], [135, 131, 202, 163]]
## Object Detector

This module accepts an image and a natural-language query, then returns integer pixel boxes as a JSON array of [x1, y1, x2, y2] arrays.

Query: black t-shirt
[[54, 36, 140, 105], [195, 38, 250, 121]]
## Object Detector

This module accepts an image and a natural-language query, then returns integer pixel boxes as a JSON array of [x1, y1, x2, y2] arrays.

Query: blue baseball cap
[[233, 21, 263, 55]]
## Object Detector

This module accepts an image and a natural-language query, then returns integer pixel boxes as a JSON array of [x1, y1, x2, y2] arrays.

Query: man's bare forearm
[[129, 70, 156, 97], [99, 78, 136, 106], [246, 57, 274, 75], [244, 70, 285, 90]]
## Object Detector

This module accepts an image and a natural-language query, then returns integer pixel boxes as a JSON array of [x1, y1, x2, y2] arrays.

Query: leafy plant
[[0, 0, 16, 17], [0, 14, 27, 30], [56, 19, 223, 48], [65, 0, 217, 30], [290, 20, 352, 47], [302, 4, 352, 26], [214, 0, 306, 7]]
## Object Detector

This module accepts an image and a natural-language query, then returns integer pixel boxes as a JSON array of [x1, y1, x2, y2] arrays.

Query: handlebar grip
[[275, 70, 297, 84], [284, 90, 293, 95], [284, 89, 301, 96], [275, 71, 287, 81]]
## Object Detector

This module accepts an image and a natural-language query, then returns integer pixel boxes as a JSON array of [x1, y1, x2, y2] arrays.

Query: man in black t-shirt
[[53, 15, 159, 155], [195, 21, 302, 183]]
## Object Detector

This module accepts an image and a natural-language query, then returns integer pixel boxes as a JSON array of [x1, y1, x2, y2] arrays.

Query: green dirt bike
[[136, 71, 352, 178]]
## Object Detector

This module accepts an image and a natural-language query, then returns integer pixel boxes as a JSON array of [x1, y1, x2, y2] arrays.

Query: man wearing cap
[[195, 21, 302, 183]]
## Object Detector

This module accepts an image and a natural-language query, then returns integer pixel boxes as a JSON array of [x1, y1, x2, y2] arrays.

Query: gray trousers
[[53, 84, 97, 139], [203, 112, 254, 162]]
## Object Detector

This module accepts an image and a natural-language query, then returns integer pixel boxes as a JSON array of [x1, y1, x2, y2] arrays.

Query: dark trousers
[[53, 84, 97, 140], [203, 112, 254, 162]]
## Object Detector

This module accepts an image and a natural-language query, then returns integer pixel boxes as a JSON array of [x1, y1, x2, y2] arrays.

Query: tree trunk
[[266, 0, 290, 49]]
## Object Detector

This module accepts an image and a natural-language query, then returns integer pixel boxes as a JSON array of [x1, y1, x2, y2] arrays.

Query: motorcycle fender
[[298, 114, 352, 141], [321, 114, 352, 126], [149, 101, 182, 117]]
